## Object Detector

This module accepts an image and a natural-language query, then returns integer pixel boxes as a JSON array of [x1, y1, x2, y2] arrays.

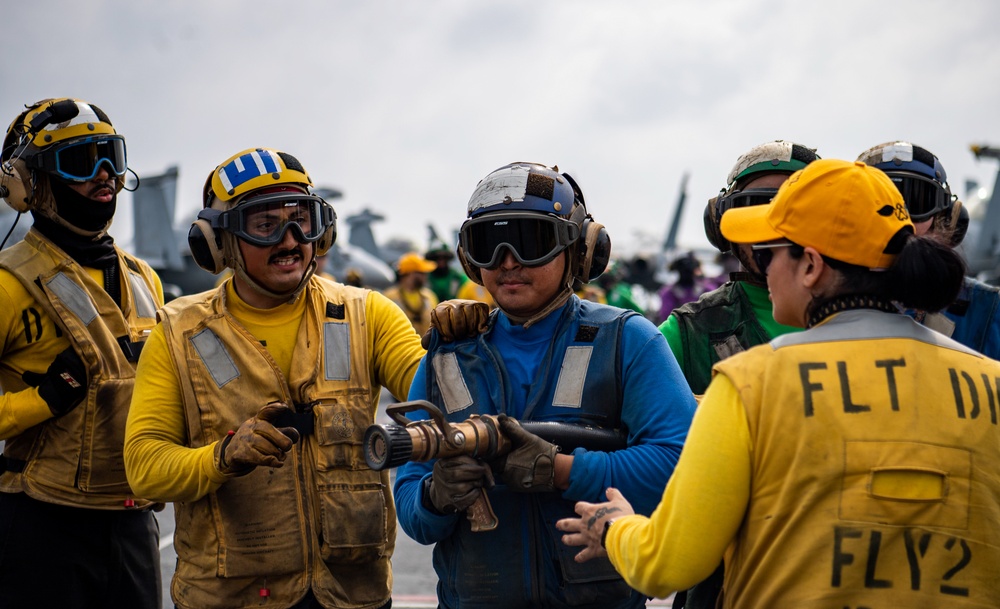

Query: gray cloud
[[2, 0, 999, 257]]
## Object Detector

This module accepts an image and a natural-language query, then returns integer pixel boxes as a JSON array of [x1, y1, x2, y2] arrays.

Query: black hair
[[790, 234, 965, 319]]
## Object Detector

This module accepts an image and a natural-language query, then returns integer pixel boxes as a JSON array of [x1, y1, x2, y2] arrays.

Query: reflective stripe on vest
[[432, 351, 474, 414], [45, 272, 98, 325], [323, 322, 350, 381], [190, 328, 239, 387], [552, 345, 593, 408], [127, 270, 158, 319]]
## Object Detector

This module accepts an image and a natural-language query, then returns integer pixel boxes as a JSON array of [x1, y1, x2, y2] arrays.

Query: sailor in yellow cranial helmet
[[124, 146, 430, 609], [0, 97, 164, 608]]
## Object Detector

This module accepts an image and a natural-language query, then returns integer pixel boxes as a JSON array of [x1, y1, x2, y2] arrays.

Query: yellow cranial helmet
[[1, 98, 125, 230], [3, 98, 117, 156], [203, 147, 313, 210], [189, 148, 337, 286]]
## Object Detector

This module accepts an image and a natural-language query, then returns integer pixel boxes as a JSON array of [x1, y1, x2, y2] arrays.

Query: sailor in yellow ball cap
[[559, 158, 1000, 608], [383, 251, 440, 336]]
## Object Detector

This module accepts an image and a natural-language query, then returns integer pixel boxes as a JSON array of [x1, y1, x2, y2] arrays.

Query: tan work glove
[[216, 402, 302, 476], [422, 299, 490, 349], [493, 415, 559, 492], [424, 455, 494, 514]]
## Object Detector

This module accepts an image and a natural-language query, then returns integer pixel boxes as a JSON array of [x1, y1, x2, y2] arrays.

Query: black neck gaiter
[[32, 179, 119, 269]]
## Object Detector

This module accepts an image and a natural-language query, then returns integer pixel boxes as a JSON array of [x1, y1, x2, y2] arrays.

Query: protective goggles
[[30, 135, 127, 182], [883, 171, 953, 222], [716, 188, 778, 215], [203, 193, 335, 247], [751, 240, 797, 275], [460, 212, 580, 269]]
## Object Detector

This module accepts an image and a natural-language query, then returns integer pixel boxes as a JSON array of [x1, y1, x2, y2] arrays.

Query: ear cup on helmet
[[946, 200, 969, 247], [457, 244, 484, 286], [312, 206, 337, 256], [314, 223, 336, 257], [1, 159, 34, 212], [577, 218, 610, 282], [703, 195, 731, 253], [188, 217, 226, 274]]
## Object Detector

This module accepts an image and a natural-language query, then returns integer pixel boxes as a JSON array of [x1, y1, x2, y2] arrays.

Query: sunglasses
[[460, 212, 580, 269], [31, 135, 127, 182], [750, 240, 797, 275], [883, 171, 953, 222]]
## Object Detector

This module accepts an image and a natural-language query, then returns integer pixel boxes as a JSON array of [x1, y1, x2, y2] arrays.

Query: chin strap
[[501, 251, 575, 329], [224, 230, 317, 304], [730, 246, 767, 287], [232, 252, 317, 305], [234, 259, 317, 304], [503, 285, 574, 329]]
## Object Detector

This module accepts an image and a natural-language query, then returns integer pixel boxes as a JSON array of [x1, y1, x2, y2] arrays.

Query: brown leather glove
[[424, 455, 494, 514], [422, 299, 490, 349], [216, 402, 302, 476], [493, 415, 559, 492]]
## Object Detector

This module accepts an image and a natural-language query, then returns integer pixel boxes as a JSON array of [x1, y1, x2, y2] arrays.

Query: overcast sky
[[3, 0, 1000, 260]]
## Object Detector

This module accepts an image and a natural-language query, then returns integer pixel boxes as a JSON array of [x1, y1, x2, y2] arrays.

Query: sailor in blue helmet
[[858, 141, 1000, 358], [394, 162, 696, 609]]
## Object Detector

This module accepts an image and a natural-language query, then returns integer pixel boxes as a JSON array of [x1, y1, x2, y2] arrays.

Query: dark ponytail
[[801, 232, 965, 321], [884, 234, 966, 312]]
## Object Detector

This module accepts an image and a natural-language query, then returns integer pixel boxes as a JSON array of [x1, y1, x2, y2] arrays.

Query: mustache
[[87, 180, 116, 197], [494, 270, 530, 284], [268, 248, 304, 263]]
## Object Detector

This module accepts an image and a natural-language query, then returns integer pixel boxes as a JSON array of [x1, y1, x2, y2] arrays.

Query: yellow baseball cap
[[397, 252, 437, 275], [720, 158, 914, 270]]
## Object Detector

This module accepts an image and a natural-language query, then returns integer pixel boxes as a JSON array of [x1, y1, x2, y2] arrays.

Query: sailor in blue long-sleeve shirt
[[393, 162, 696, 609]]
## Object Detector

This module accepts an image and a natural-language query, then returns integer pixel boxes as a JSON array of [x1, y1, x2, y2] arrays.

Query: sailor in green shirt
[[425, 240, 468, 302], [658, 140, 819, 396], [598, 260, 645, 315]]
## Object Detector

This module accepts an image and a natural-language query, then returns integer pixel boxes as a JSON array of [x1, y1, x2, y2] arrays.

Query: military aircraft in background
[[344, 208, 421, 274], [961, 144, 1000, 283]]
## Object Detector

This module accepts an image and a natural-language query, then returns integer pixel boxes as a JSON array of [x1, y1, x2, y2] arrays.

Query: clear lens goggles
[[884, 171, 952, 222], [32, 135, 127, 182], [207, 193, 335, 247], [716, 188, 778, 215], [460, 212, 580, 269]]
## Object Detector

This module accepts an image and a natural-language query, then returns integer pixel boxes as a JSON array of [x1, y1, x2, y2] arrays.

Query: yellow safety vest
[[0, 229, 159, 509], [714, 310, 1000, 608], [159, 278, 393, 609]]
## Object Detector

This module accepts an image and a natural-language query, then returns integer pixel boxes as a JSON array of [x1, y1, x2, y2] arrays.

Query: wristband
[[601, 519, 615, 549], [218, 430, 236, 470]]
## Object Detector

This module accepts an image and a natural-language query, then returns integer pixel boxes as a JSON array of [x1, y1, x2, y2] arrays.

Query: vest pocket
[[540, 503, 633, 604], [313, 399, 388, 563], [78, 378, 133, 493], [213, 471, 306, 578], [313, 399, 371, 470], [317, 480, 388, 564]]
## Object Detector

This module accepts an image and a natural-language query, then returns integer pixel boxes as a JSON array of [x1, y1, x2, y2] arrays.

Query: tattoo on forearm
[[586, 506, 622, 530]]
